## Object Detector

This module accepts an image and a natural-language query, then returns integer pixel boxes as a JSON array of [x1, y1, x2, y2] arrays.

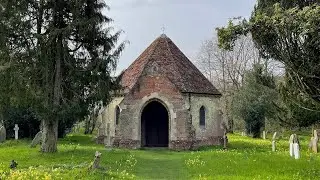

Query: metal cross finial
[[161, 25, 165, 34]]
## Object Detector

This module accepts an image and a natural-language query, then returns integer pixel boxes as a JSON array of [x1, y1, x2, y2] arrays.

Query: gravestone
[[30, 131, 42, 148], [90, 151, 102, 170], [272, 132, 277, 152], [263, 131, 266, 140], [289, 134, 294, 157], [289, 134, 300, 159], [310, 130, 318, 153], [13, 124, 19, 140], [0, 125, 6, 143], [241, 132, 245, 136]]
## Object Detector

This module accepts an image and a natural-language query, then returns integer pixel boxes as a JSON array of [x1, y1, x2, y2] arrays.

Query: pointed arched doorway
[[141, 100, 169, 147]]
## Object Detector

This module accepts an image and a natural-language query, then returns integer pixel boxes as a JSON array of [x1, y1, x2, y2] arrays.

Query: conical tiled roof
[[120, 34, 221, 95]]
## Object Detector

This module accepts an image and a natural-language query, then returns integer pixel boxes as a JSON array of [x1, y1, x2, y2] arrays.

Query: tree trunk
[[84, 116, 91, 134], [41, 119, 58, 152]]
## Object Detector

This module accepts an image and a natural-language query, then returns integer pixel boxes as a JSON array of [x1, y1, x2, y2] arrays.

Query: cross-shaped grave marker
[[13, 124, 19, 140]]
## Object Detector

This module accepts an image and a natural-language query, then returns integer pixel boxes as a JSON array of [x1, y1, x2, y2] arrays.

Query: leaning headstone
[[263, 131, 266, 140], [272, 132, 277, 152], [13, 124, 19, 140], [0, 125, 6, 143], [30, 131, 42, 148], [90, 151, 102, 170]]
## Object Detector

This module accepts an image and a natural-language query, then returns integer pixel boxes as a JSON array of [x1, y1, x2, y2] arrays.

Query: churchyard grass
[[0, 133, 319, 180]]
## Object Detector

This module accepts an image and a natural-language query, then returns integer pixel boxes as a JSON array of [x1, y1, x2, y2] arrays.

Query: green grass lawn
[[0, 133, 319, 180]]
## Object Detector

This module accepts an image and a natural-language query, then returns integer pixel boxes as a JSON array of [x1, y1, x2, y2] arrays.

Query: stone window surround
[[199, 105, 206, 130]]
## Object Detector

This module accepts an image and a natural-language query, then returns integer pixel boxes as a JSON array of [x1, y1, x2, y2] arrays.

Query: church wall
[[98, 97, 124, 145], [188, 94, 224, 147], [115, 71, 190, 149]]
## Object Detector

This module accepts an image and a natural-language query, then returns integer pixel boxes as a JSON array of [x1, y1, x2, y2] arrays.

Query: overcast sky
[[106, 0, 257, 74]]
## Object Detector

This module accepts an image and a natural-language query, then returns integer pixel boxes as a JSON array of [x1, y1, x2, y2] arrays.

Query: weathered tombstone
[[90, 151, 102, 170], [0, 125, 6, 143], [263, 131, 266, 140], [289, 134, 300, 159], [13, 124, 19, 140], [293, 134, 300, 159], [312, 130, 318, 153], [272, 132, 277, 152], [289, 134, 294, 157], [30, 131, 42, 148]]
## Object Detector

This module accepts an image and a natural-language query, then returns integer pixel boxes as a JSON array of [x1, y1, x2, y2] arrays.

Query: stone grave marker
[[309, 130, 318, 153], [263, 131, 266, 140], [13, 124, 19, 140], [289, 134, 300, 159], [0, 125, 6, 143], [241, 132, 245, 136], [30, 131, 42, 148], [289, 134, 294, 157], [90, 151, 102, 170], [272, 132, 277, 152], [293, 134, 300, 159]]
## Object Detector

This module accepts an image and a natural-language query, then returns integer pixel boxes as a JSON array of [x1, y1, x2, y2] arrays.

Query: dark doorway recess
[[141, 101, 169, 147]]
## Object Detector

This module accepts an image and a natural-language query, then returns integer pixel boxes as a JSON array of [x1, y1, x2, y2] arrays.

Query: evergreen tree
[[217, 1, 320, 104], [0, 0, 125, 152], [232, 65, 277, 138]]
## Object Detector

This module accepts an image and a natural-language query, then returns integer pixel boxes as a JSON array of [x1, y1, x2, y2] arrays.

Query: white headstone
[[13, 124, 19, 140], [241, 132, 245, 136], [263, 131, 266, 139], [0, 125, 6, 143], [272, 140, 276, 152], [289, 134, 295, 157], [289, 134, 300, 159], [272, 132, 277, 140], [293, 143, 300, 159], [272, 132, 277, 152]]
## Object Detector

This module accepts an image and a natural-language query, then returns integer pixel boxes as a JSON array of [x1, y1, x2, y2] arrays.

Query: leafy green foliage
[[0, 0, 125, 151], [232, 65, 277, 137], [217, 1, 320, 104]]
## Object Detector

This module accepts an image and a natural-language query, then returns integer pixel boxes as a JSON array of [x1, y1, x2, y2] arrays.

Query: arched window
[[115, 106, 120, 125], [199, 106, 206, 127]]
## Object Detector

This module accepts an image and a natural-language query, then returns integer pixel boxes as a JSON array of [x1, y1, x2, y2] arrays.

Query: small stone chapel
[[97, 34, 224, 150]]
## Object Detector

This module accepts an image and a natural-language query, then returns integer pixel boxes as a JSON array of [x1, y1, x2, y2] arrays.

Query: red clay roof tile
[[120, 34, 221, 95]]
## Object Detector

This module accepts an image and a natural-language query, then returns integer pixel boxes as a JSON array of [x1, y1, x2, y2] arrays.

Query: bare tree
[[196, 34, 283, 131]]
